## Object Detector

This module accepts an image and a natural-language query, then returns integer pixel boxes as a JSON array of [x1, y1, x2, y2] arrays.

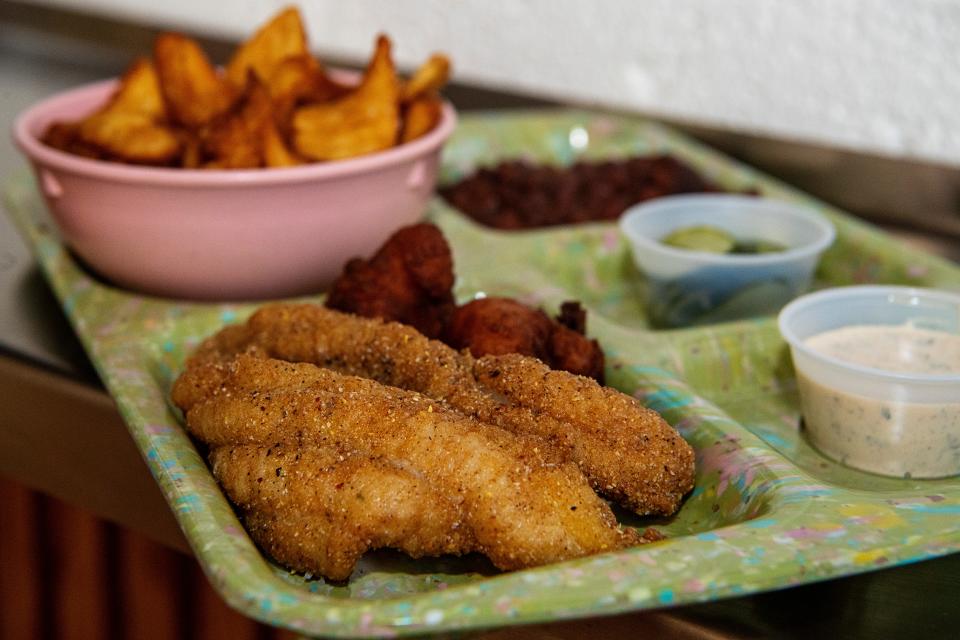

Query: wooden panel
[[0, 356, 187, 552], [116, 531, 187, 639], [42, 496, 114, 640], [0, 478, 44, 640], [0, 477, 289, 639]]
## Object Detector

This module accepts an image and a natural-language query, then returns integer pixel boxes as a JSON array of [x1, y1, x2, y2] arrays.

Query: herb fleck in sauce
[[799, 324, 960, 478]]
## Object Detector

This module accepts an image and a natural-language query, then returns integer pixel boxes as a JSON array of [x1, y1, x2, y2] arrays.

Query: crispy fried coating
[[325, 223, 604, 380], [444, 297, 606, 382], [177, 303, 695, 515], [291, 35, 400, 161], [200, 74, 275, 169], [175, 355, 640, 574], [325, 223, 455, 339], [473, 354, 696, 516], [210, 445, 474, 580], [400, 95, 444, 143], [154, 33, 236, 128], [65, 59, 182, 165], [224, 6, 309, 89], [445, 297, 552, 360]]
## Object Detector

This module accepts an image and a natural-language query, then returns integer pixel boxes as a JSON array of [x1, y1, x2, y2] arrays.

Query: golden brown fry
[[72, 58, 181, 164], [225, 6, 309, 88], [43, 10, 451, 168], [210, 444, 476, 580], [42, 121, 104, 159], [292, 35, 400, 161], [175, 354, 641, 575], [178, 130, 203, 168], [103, 58, 167, 119], [401, 94, 443, 143], [201, 75, 275, 169], [401, 53, 450, 103], [154, 32, 236, 128], [261, 120, 302, 168], [265, 54, 349, 124], [178, 303, 696, 516], [78, 111, 181, 165]]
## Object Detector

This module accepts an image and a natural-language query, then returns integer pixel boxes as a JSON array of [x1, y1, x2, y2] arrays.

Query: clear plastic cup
[[778, 285, 960, 478], [619, 194, 835, 328]]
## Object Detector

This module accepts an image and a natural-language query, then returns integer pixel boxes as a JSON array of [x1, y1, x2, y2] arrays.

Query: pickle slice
[[732, 239, 787, 254], [661, 225, 735, 253]]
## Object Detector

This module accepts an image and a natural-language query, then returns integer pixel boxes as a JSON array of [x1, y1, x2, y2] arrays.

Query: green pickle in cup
[[662, 225, 786, 255], [619, 195, 835, 328]]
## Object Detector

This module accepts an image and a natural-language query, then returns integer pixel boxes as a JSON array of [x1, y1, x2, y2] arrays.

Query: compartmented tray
[[6, 109, 960, 638]]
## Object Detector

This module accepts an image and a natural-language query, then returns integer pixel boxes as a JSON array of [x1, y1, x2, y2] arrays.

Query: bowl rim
[[778, 284, 960, 384], [12, 74, 457, 187], [618, 193, 836, 266]]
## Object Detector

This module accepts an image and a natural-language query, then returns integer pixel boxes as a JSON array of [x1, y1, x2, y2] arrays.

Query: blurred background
[[1, 1, 958, 638], [3, 0, 960, 258]]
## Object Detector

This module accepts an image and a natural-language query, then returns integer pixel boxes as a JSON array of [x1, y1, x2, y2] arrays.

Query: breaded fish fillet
[[209, 445, 474, 580], [176, 355, 641, 573], [472, 354, 695, 516], [177, 303, 695, 515]]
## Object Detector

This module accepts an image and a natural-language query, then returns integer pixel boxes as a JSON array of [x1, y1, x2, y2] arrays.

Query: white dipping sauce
[[798, 324, 960, 478], [806, 325, 960, 375]]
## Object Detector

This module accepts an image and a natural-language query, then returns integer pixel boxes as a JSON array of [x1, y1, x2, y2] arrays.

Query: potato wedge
[[78, 111, 181, 164], [401, 54, 451, 103], [401, 94, 443, 143], [202, 75, 275, 169], [266, 54, 349, 124], [177, 129, 203, 168], [155, 32, 236, 128], [105, 58, 168, 119], [42, 121, 105, 159], [226, 6, 309, 88], [262, 120, 302, 168], [292, 35, 400, 161], [73, 58, 180, 164], [41, 11, 451, 168]]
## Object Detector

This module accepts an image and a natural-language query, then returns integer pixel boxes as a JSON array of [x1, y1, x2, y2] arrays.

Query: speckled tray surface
[[7, 110, 960, 638]]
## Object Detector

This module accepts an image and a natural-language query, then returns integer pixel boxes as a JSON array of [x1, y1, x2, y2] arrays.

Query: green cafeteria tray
[[6, 109, 960, 638]]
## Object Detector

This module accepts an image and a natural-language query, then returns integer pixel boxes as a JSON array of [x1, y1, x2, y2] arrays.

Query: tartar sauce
[[805, 325, 960, 375], [798, 324, 960, 478]]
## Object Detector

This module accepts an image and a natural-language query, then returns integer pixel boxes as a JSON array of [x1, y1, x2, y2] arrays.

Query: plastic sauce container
[[779, 286, 960, 478], [620, 194, 835, 328]]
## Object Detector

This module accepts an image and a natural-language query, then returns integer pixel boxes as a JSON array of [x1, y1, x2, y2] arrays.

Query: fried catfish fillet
[[325, 223, 456, 339], [210, 444, 475, 580], [178, 304, 696, 516], [174, 355, 641, 577]]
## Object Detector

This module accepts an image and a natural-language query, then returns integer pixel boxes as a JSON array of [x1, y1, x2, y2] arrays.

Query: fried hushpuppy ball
[[444, 297, 605, 382], [325, 222, 455, 338]]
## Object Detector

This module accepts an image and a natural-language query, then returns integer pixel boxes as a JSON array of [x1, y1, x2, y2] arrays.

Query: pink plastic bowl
[[12, 76, 457, 301]]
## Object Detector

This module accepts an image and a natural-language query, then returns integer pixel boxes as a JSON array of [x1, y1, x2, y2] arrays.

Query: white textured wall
[[26, 0, 960, 167]]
